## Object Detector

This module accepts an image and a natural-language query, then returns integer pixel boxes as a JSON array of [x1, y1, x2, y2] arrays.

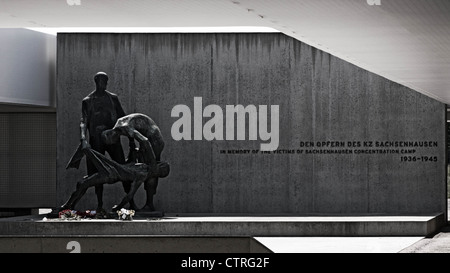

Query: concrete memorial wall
[[56, 33, 446, 215]]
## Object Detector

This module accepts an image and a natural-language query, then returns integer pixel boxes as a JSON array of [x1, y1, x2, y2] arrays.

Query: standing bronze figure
[[66, 72, 137, 211]]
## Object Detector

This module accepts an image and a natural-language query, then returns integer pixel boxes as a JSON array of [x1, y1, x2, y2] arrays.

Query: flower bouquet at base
[[117, 208, 135, 221], [58, 209, 81, 220], [58, 209, 97, 220]]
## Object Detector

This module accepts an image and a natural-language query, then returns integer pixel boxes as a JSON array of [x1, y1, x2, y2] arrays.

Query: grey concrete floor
[[256, 228, 450, 253], [399, 226, 450, 253], [36, 203, 450, 253], [398, 199, 450, 253], [256, 237, 424, 253], [258, 200, 450, 253]]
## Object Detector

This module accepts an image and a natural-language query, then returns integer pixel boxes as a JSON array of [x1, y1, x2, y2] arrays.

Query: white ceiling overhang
[[1, 0, 449, 104]]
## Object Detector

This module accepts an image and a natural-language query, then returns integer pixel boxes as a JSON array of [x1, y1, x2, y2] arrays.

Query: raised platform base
[[0, 213, 445, 237], [0, 236, 271, 253], [0, 213, 445, 253]]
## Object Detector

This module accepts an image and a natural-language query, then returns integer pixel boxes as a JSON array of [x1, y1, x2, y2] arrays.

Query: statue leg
[[94, 185, 104, 211], [121, 181, 138, 210], [85, 145, 123, 211], [86, 160, 105, 210], [107, 143, 138, 210], [141, 177, 158, 211], [61, 173, 112, 210], [112, 173, 146, 212], [87, 143, 106, 211]]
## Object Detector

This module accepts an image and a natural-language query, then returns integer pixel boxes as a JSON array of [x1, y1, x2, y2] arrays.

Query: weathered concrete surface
[[0, 214, 444, 237], [400, 200, 450, 253], [56, 33, 446, 216], [399, 226, 450, 253], [0, 236, 271, 253]]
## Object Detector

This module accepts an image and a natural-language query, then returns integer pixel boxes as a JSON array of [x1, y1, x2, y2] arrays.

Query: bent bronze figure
[[62, 113, 169, 213]]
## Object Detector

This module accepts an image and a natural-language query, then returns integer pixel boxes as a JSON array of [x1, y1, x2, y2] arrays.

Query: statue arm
[[80, 122, 87, 141], [119, 125, 136, 149], [80, 100, 89, 148], [129, 129, 157, 166], [126, 135, 137, 163]]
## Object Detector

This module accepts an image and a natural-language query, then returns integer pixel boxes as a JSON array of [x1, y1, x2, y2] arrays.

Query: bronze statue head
[[94, 72, 108, 90]]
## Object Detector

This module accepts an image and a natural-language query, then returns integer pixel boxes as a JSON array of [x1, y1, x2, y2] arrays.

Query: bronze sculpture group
[[59, 72, 169, 216]]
